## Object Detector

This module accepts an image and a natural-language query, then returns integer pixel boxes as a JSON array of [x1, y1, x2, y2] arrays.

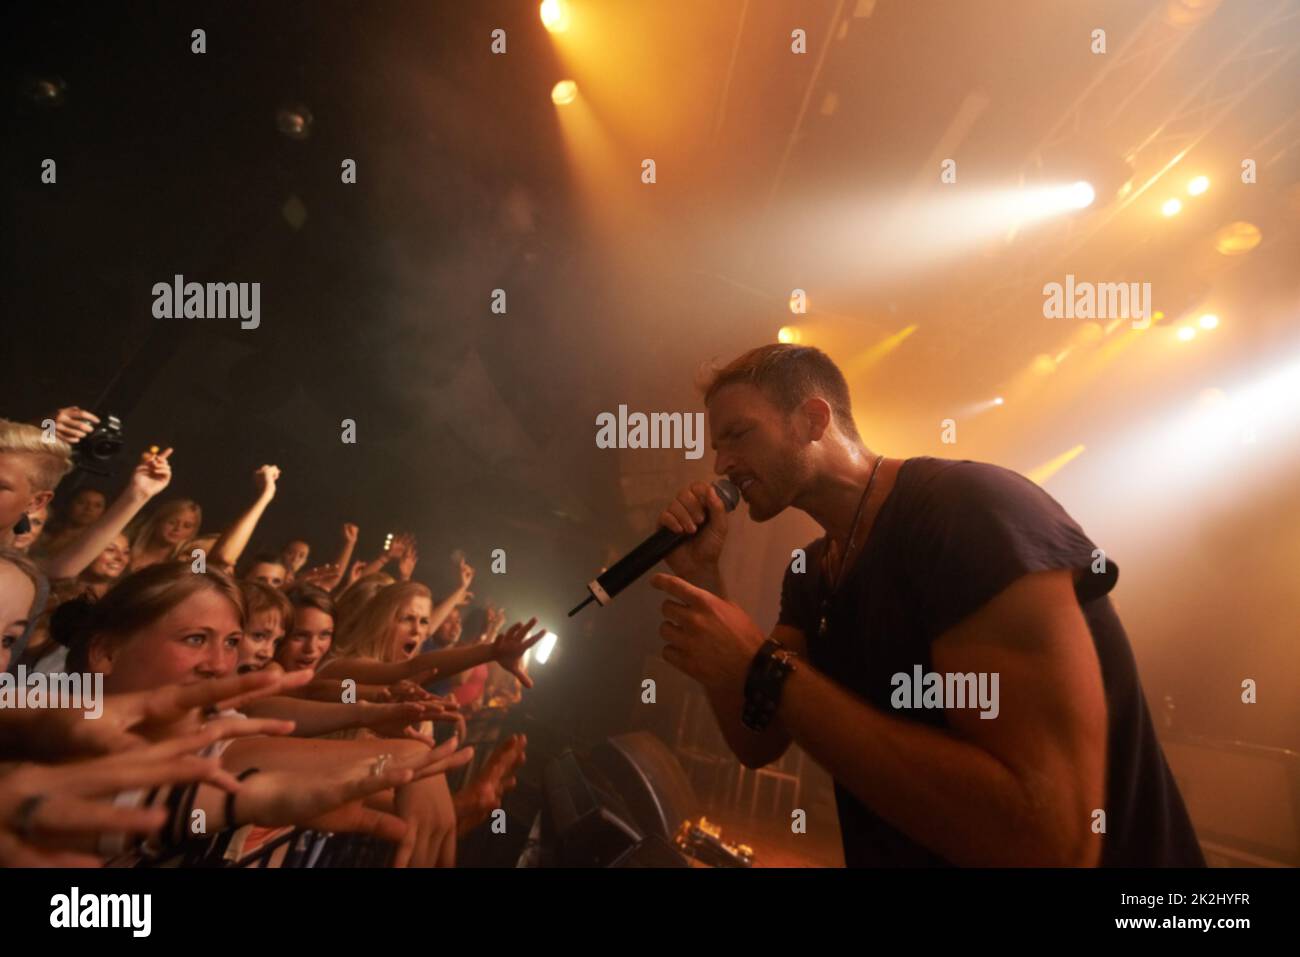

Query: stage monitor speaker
[[609, 834, 691, 868], [543, 750, 642, 867], [587, 731, 701, 843]]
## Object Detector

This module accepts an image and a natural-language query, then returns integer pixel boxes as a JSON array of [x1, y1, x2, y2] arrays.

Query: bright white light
[[1162, 198, 1183, 217], [957, 395, 1006, 417], [1008, 182, 1097, 219], [1059, 350, 1300, 528], [774, 182, 1111, 285], [534, 632, 558, 664], [1188, 175, 1210, 196], [540, 0, 570, 32], [1066, 181, 1095, 209], [551, 80, 578, 106], [1198, 313, 1219, 330]]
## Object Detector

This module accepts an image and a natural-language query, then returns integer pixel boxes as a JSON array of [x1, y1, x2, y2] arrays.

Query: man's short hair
[[0, 419, 74, 492], [698, 344, 862, 443]]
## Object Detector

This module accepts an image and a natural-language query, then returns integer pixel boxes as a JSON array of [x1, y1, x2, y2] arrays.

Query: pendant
[[818, 615, 828, 639]]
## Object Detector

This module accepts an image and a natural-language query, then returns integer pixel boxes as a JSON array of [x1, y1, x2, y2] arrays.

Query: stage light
[[1076, 350, 1300, 523], [551, 79, 578, 105], [1027, 444, 1086, 486], [1164, 0, 1223, 28], [1032, 354, 1057, 376], [778, 326, 802, 344], [1188, 175, 1210, 196], [994, 396, 1005, 406], [1077, 320, 1104, 344], [1066, 181, 1096, 209], [1198, 313, 1220, 330], [1177, 326, 1196, 342], [846, 324, 916, 373], [25, 76, 67, 106], [1161, 198, 1182, 217], [1214, 221, 1262, 256], [535, 632, 558, 664], [540, 0, 571, 33], [1012, 182, 1097, 219], [276, 105, 314, 140]]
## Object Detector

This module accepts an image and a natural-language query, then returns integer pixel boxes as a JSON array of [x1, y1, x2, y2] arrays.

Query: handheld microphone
[[568, 479, 741, 616]]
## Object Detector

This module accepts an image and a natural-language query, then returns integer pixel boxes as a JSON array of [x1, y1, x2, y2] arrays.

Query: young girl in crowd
[[321, 581, 535, 835], [35, 487, 105, 555], [127, 498, 201, 571], [275, 585, 336, 673], [236, 580, 291, 674]]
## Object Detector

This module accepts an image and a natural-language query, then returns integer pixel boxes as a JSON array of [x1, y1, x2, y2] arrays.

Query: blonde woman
[[333, 572, 395, 637], [127, 498, 201, 571], [319, 582, 541, 836]]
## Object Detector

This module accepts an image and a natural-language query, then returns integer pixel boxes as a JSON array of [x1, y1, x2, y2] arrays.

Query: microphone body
[[570, 479, 740, 616]]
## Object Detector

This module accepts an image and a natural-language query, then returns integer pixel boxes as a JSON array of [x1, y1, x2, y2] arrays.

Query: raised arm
[[330, 523, 359, 588], [210, 465, 279, 569], [39, 448, 173, 580], [426, 555, 473, 636]]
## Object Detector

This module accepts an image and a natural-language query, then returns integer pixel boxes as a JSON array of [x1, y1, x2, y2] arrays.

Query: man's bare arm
[[775, 569, 1107, 866]]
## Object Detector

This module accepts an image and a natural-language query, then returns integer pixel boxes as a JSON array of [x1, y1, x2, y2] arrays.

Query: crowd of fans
[[0, 407, 542, 867]]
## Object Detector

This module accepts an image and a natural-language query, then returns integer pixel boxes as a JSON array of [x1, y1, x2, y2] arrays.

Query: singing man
[[651, 343, 1202, 866]]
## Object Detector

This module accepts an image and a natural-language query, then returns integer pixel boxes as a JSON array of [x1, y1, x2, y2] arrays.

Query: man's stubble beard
[[748, 447, 808, 523]]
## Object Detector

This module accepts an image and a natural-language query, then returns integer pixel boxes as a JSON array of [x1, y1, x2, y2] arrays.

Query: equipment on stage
[[567, 478, 740, 616], [675, 816, 754, 868], [531, 731, 756, 867]]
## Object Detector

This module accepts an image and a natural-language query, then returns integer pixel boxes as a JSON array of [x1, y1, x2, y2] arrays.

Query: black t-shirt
[[777, 456, 1204, 867]]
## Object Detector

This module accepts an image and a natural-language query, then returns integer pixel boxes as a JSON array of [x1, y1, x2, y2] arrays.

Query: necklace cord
[[827, 454, 886, 595]]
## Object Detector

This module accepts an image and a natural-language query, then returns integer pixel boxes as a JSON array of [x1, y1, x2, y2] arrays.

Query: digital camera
[[72, 413, 125, 476]]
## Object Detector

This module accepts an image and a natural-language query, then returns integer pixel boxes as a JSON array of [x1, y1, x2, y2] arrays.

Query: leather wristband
[[742, 639, 798, 732]]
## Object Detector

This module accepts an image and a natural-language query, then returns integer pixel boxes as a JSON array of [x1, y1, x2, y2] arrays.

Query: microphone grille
[[713, 479, 741, 511]]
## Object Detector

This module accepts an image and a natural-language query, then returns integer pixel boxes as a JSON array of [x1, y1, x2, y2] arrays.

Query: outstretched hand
[[13, 669, 311, 760], [0, 721, 299, 867], [491, 618, 548, 688]]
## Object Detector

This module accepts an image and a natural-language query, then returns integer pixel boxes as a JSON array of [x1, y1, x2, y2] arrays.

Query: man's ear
[[86, 634, 116, 677], [29, 490, 54, 513], [800, 397, 833, 441]]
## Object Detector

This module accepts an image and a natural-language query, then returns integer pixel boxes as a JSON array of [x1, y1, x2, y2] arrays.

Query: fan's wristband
[[225, 767, 261, 827]]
